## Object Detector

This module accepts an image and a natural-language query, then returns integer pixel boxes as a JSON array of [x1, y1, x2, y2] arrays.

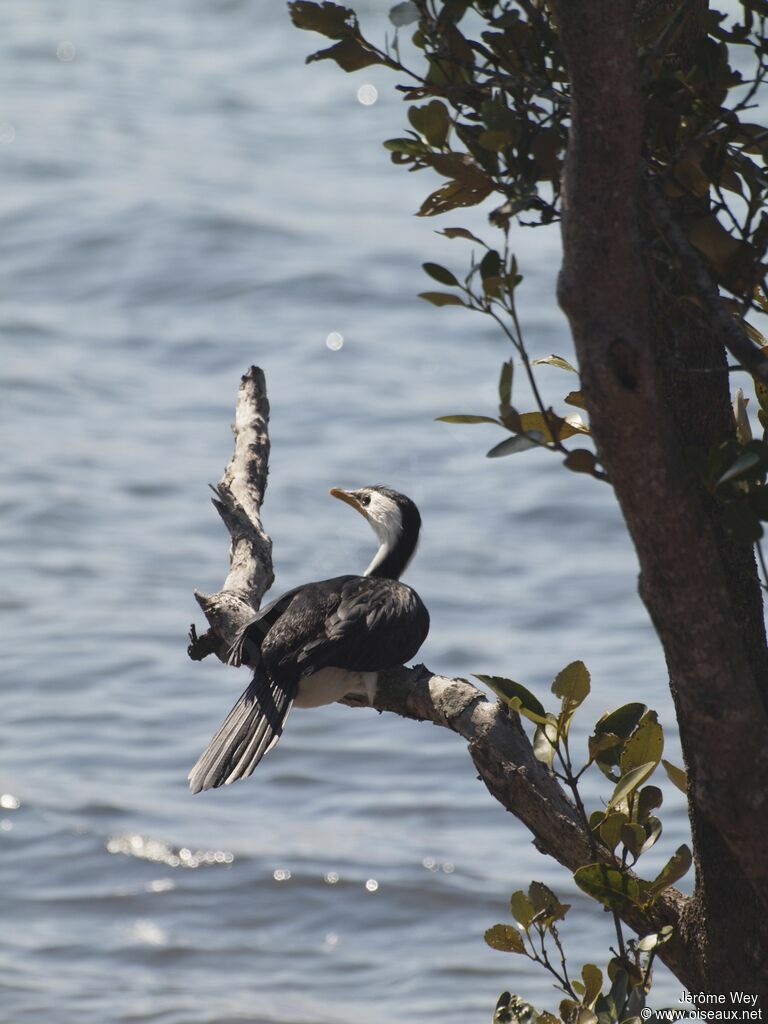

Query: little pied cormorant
[[188, 485, 429, 793]]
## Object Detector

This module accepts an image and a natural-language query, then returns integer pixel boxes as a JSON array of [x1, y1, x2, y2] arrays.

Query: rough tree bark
[[547, 0, 768, 997], [190, 365, 695, 992]]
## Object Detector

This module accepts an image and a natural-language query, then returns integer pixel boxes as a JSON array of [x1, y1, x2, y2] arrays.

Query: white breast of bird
[[294, 667, 379, 709]]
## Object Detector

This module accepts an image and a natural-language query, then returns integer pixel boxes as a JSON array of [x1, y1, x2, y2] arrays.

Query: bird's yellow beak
[[329, 487, 365, 516]]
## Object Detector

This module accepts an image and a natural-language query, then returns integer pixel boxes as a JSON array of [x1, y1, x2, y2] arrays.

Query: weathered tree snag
[[188, 366, 274, 662], [548, 0, 768, 995], [189, 366, 696, 989]]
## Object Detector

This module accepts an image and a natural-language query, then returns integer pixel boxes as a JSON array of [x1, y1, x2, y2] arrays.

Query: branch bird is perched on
[[188, 485, 430, 793]]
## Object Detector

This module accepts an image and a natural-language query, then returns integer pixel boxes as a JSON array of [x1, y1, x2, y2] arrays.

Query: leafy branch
[[480, 664, 689, 1023]]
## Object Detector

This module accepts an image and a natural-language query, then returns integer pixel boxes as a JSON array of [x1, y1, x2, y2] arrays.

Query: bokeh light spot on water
[[323, 932, 339, 951], [357, 83, 378, 106], [131, 919, 167, 947], [0, 820, 12, 832], [325, 331, 344, 351], [365, 878, 379, 893], [0, 123, 16, 144], [106, 833, 233, 868], [422, 856, 437, 871], [273, 868, 292, 882], [57, 41, 77, 62], [146, 879, 175, 894], [324, 871, 340, 884], [0, 793, 20, 810]]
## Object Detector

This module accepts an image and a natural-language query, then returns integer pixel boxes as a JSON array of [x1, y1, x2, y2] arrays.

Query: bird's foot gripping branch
[[188, 369, 695, 1018]]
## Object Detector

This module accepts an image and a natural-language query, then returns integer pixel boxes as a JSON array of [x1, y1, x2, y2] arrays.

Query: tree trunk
[[549, 0, 768, 997]]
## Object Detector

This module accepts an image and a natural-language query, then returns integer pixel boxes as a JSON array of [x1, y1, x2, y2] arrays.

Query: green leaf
[[661, 759, 688, 794], [574, 864, 646, 911], [589, 810, 606, 831], [649, 844, 692, 895], [435, 414, 500, 424], [620, 711, 664, 774], [582, 963, 603, 1008], [599, 811, 628, 852], [418, 291, 466, 307], [499, 360, 513, 412], [494, 992, 512, 1024], [533, 721, 558, 767], [637, 785, 663, 823], [620, 822, 647, 860], [607, 966, 629, 1014], [717, 451, 761, 486], [638, 926, 673, 953], [409, 101, 451, 147], [388, 1, 419, 26], [637, 932, 658, 953], [528, 881, 570, 922], [560, 1000, 580, 1023], [383, 137, 430, 157], [437, 226, 487, 245], [552, 660, 590, 711], [640, 815, 662, 854], [565, 389, 586, 409], [479, 129, 515, 151], [422, 262, 459, 287], [500, 407, 522, 432], [595, 703, 648, 739], [588, 731, 621, 761], [307, 37, 382, 71], [479, 249, 502, 281], [607, 762, 658, 811], [564, 449, 597, 475], [289, 1, 356, 38], [532, 354, 578, 373], [732, 389, 753, 446], [418, 177, 493, 217], [475, 675, 548, 724], [575, 1009, 598, 1024], [518, 411, 589, 442], [510, 890, 536, 929], [486, 432, 545, 457], [484, 923, 525, 953]]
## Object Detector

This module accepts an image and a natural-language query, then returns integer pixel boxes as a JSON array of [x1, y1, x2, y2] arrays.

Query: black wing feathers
[[188, 670, 295, 793], [190, 574, 429, 790], [268, 576, 430, 679]]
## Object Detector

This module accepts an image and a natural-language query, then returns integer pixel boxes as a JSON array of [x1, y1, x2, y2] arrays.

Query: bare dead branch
[[189, 366, 274, 660]]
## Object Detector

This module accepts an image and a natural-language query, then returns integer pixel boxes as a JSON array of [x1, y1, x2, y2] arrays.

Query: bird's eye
[[360, 494, 371, 507]]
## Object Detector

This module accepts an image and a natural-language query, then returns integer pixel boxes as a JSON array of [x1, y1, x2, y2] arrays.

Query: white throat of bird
[[363, 496, 404, 577]]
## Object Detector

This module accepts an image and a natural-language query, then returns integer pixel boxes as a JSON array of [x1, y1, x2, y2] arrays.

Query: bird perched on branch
[[188, 485, 429, 793]]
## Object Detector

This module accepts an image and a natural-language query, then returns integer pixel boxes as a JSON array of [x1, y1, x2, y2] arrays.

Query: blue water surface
[[1, 3, 689, 1022]]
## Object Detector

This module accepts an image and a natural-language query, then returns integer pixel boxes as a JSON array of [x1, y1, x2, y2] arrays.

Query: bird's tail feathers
[[188, 670, 294, 794]]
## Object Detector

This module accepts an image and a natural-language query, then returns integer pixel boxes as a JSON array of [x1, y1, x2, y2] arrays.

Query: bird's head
[[329, 485, 421, 578]]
